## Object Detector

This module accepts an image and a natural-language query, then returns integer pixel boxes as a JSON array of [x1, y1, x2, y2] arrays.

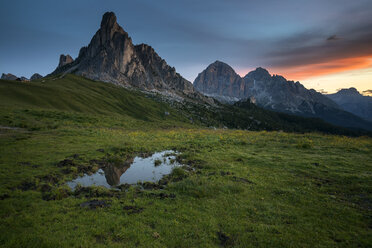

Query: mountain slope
[[194, 61, 372, 131], [0, 74, 183, 124], [327, 88, 372, 122]]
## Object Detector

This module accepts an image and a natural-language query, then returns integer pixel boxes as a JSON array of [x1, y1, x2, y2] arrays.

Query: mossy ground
[[0, 76, 371, 247]]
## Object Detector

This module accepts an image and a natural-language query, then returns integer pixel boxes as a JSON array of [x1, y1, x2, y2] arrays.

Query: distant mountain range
[[194, 61, 372, 131], [1, 73, 42, 81], [327, 88, 372, 122]]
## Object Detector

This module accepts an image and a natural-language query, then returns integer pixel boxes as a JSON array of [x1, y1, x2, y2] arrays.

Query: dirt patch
[[40, 184, 53, 192], [94, 234, 106, 244], [80, 199, 110, 209], [18, 162, 39, 168], [149, 192, 176, 199], [116, 183, 131, 191], [123, 205, 144, 214], [140, 182, 164, 190], [74, 186, 115, 198], [18, 180, 37, 191], [231, 176, 254, 184], [42, 187, 71, 201], [57, 159, 75, 167], [37, 174, 60, 184], [69, 154, 80, 159], [220, 171, 232, 176], [186, 159, 205, 169], [0, 193, 10, 200], [217, 231, 230, 247]]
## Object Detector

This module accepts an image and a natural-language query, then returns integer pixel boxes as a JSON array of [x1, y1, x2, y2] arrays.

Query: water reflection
[[67, 150, 180, 189], [103, 157, 133, 186]]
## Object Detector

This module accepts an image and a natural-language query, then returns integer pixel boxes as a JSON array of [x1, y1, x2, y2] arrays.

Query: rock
[[30, 73, 43, 80], [49, 12, 212, 103], [58, 54, 74, 68], [19, 76, 29, 81], [194, 61, 245, 101], [1, 73, 29, 81], [1, 73, 18, 80]]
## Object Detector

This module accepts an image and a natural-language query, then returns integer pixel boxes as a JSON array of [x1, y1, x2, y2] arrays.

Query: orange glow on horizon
[[270, 56, 372, 81], [236, 56, 372, 93]]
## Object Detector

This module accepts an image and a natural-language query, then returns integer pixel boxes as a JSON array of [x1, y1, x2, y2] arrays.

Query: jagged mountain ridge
[[327, 88, 372, 122], [51, 12, 208, 102], [194, 61, 372, 131], [194, 61, 337, 112], [1, 73, 33, 81]]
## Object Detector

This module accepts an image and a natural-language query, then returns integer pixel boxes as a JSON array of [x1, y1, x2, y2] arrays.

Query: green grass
[[0, 75, 371, 247]]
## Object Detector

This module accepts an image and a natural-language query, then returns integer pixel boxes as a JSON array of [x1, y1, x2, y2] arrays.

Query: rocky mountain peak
[[101, 12, 117, 29], [1, 73, 29, 81], [49, 11, 210, 103], [193, 60, 244, 100], [244, 67, 271, 81], [336, 87, 361, 96], [207, 60, 236, 73], [327, 87, 372, 122], [30, 73, 43, 81], [98, 11, 128, 46], [58, 54, 74, 68], [1, 73, 18, 81]]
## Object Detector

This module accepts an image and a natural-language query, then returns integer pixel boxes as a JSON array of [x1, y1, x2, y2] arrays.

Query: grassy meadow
[[0, 75, 371, 247]]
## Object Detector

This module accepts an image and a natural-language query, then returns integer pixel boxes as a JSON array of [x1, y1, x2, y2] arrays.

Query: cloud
[[273, 57, 372, 80], [264, 6, 372, 80], [326, 35, 340, 41], [362, 89, 372, 96]]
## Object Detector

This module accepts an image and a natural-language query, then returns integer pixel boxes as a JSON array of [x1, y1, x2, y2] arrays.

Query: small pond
[[67, 150, 181, 189]]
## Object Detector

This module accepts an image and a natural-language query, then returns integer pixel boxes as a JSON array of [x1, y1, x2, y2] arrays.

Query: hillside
[[0, 74, 184, 125], [0, 74, 368, 137]]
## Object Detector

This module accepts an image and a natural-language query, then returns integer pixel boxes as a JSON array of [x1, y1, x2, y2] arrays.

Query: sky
[[0, 0, 371, 94]]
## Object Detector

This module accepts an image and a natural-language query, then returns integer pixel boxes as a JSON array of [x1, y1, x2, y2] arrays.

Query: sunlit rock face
[[50, 12, 204, 101]]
